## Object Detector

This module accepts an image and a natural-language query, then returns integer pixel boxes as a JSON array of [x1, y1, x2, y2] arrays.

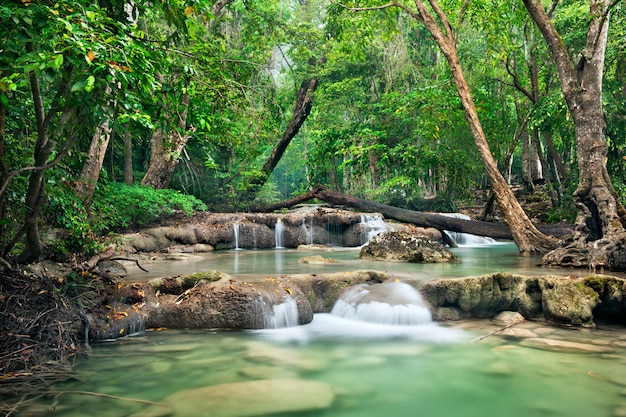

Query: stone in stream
[[520, 337, 615, 353], [130, 378, 335, 417]]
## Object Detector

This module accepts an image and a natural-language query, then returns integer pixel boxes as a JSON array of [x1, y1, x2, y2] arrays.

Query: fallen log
[[252, 185, 573, 241]]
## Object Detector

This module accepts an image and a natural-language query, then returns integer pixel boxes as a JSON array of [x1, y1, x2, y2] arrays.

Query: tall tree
[[341, 1, 557, 254], [524, 0, 626, 270]]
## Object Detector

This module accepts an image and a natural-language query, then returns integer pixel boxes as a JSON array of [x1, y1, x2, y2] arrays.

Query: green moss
[[583, 276, 606, 295]]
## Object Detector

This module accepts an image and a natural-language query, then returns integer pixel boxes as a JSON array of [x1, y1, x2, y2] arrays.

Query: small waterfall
[[275, 218, 284, 248], [359, 214, 389, 245], [441, 213, 496, 246], [302, 217, 314, 244], [252, 228, 258, 249], [331, 282, 432, 326], [262, 296, 299, 328], [233, 223, 241, 250]]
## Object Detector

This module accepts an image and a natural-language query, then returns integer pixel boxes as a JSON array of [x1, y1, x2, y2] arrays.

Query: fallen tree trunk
[[252, 185, 573, 241]]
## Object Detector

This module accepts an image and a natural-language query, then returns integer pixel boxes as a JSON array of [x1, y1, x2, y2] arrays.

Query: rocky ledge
[[86, 269, 626, 341]]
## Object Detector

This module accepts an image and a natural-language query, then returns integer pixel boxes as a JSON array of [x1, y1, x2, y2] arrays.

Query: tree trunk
[[524, 0, 626, 270], [246, 76, 319, 193], [123, 122, 133, 185], [141, 78, 191, 189], [404, 0, 556, 254], [74, 117, 113, 202], [252, 185, 573, 240]]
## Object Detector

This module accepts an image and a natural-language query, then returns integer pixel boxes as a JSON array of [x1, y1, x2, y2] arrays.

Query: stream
[[17, 243, 626, 417]]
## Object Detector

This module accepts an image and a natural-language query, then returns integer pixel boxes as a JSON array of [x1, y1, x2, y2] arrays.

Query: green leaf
[[53, 54, 64, 70], [85, 75, 95, 93], [71, 80, 86, 92]]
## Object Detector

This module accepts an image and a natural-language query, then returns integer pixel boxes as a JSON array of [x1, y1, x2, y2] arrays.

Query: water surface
[[18, 243, 626, 417]]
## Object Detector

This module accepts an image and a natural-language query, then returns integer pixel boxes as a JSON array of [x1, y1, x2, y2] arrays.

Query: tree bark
[[524, 0, 626, 270], [246, 76, 319, 192], [75, 117, 113, 202], [406, 0, 557, 254], [141, 77, 192, 189], [123, 122, 133, 185]]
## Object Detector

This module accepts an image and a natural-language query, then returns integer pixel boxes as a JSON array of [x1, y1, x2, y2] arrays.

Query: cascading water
[[233, 223, 241, 250], [331, 282, 433, 325], [302, 217, 314, 245], [441, 213, 497, 246], [275, 218, 284, 248], [262, 296, 299, 329], [359, 214, 389, 245]]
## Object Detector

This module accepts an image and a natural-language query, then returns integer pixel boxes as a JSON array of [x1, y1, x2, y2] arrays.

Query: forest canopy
[[1, 0, 625, 268]]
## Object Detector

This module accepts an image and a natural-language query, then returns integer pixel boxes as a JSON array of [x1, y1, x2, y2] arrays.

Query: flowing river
[[17, 243, 626, 417]]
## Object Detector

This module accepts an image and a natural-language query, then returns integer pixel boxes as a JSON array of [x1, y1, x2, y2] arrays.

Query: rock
[[498, 328, 538, 338], [130, 379, 335, 417], [520, 338, 614, 353], [360, 231, 458, 263], [614, 404, 626, 417], [142, 279, 313, 330], [492, 311, 525, 325], [298, 255, 339, 264], [539, 276, 599, 327], [433, 306, 466, 321]]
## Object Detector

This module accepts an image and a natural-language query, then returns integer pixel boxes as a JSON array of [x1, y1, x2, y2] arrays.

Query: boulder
[[130, 379, 335, 417], [142, 278, 313, 329], [419, 273, 625, 327], [539, 276, 599, 327], [359, 231, 458, 263]]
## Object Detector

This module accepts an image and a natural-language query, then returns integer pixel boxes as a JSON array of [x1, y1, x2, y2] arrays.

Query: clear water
[[123, 242, 584, 283], [19, 244, 626, 417]]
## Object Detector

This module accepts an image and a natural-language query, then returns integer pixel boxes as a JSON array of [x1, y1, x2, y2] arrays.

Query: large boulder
[[418, 273, 626, 327], [130, 379, 335, 417], [142, 275, 313, 329], [360, 231, 458, 263]]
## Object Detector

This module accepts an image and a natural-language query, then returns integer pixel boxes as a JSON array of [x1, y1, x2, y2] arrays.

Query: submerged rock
[[520, 338, 614, 353], [359, 231, 458, 263], [130, 379, 335, 417]]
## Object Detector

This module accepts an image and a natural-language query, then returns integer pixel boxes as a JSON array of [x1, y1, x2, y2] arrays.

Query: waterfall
[[359, 214, 389, 245], [233, 223, 242, 250], [440, 213, 496, 246], [302, 217, 314, 245], [331, 282, 432, 326], [275, 218, 284, 248], [262, 296, 299, 329]]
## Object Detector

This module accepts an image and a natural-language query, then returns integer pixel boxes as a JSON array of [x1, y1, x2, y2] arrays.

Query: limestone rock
[[130, 379, 335, 417], [360, 231, 458, 263], [492, 311, 525, 325], [539, 276, 599, 327], [298, 255, 339, 264], [520, 337, 614, 353]]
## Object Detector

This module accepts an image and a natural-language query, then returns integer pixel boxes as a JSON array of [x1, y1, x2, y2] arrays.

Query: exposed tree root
[[542, 236, 626, 272]]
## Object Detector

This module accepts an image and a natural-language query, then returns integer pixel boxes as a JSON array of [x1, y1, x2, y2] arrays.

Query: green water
[[123, 243, 578, 283], [18, 244, 626, 417], [20, 323, 626, 417]]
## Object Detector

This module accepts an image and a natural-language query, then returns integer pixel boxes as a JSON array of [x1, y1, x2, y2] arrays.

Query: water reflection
[[124, 243, 585, 283]]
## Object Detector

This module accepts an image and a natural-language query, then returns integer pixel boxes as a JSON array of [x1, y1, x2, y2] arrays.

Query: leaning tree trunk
[[141, 79, 191, 190], [246, 76, 319, 193], [74, 116, 113, 202], [405, 0, 557, 254], [524, 0, 626, 270]]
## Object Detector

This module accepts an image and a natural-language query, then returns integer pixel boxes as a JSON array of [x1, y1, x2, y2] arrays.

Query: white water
[[441, 213, 497, 246], [256, 281, 463, 345], [262, 296, 299, 329], [359, 214, 389, 244], [275, 218, 284, 248], [331, 282, 433, 326], [233, 223, 241, 250], [302, 217, 314, 244]]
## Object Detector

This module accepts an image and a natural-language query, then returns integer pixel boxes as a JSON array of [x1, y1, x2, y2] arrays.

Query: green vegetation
[[1, 0, 625, 262]]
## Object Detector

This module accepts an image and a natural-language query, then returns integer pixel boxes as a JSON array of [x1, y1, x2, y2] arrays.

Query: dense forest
[[1, 0, 626, 269]]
